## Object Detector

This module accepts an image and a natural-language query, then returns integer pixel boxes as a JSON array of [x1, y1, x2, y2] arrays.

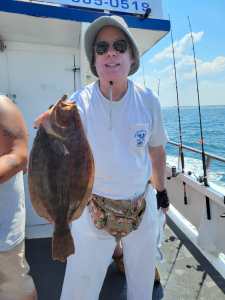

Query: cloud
[[141, 30, 225, 106], [149, 32, 204, 63], [148, 31, 225, 81], [150, 54, 225, 81], [135, 30, 225, 107], [183, 56, 225, 79]]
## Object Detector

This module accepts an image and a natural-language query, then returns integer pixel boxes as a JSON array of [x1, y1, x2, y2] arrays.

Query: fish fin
[[52, 223, 74, 262]]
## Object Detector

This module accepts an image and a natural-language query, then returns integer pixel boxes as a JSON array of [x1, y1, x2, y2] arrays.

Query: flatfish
[[28, 96, 94, 262]]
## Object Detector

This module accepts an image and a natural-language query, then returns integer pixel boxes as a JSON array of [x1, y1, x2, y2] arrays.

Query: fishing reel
[[189, 173, 208, 185], [186, 170, 204, 183]]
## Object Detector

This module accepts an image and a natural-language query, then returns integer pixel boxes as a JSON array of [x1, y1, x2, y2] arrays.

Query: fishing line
[[157, 78, 160, 97], [141, 58, 147, 88], [73, 56, 76, 91], [188, 16, 211, 219], [170, 18, 188, 205]]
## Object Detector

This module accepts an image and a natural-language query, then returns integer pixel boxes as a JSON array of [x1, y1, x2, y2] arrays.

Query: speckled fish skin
[[28, 96, 94, 262]]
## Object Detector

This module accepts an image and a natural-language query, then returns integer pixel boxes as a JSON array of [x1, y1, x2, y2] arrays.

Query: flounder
[[28, 96, 94, 262]]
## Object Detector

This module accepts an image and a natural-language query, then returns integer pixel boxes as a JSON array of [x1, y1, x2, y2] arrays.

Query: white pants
[[60, 185, 158, 300]]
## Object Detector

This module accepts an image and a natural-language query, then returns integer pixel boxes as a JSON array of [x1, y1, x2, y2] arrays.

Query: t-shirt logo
[[134, 129, 147, 147]]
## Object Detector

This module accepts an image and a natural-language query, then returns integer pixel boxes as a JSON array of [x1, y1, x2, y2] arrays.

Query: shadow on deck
[[100, 218, 225, 300], [99, 262, 164, 300], [26, 219, 225, 300]]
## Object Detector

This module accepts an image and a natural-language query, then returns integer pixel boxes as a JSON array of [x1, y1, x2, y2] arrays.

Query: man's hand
[[33, 110, 51, 129], [33, 95, 71, 129]]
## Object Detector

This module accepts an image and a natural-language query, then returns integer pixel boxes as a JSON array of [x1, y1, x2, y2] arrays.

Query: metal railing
[[169, 140, 225, 163], [168, 140, 225, 179]]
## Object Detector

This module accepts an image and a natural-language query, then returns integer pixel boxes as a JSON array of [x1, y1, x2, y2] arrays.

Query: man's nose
[[107, 45, 117, 56]]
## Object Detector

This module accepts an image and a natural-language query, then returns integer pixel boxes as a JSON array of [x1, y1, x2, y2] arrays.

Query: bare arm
[[0, 96, 28, 183], [149, 145, 166, 191], [149, 145, 169, 213]]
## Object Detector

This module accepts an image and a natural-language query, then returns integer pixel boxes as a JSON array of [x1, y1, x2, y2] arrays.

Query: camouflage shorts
[[0, 241, 35, 300]]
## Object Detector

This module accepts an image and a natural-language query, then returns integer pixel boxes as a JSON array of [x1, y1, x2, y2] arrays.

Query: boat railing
[[168, 140, 225, 163], [167, 140, 225, 182]]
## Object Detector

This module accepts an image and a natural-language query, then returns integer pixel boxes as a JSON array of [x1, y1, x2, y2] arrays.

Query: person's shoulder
[[133, 82, 160, 108], [69, 82, 97, 116], [70, 82, 95, 102], [0, 95, 20, 116], [0, 95, 12, 106], [0, 95, 27, 139]]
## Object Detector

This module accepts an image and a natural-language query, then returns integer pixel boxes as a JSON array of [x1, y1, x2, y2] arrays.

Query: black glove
[[156, 189, 169, 210]]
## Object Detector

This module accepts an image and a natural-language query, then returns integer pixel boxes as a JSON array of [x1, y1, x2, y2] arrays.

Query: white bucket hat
[[84, 15, 140, 77]]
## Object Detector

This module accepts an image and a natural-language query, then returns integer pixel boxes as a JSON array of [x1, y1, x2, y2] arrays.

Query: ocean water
[[162, 105, 225, 188]]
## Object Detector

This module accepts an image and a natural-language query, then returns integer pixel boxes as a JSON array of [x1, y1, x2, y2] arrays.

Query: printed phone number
[[71, 0, 150, 13]]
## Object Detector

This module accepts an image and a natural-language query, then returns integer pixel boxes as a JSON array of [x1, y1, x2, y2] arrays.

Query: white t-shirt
[[0, 171, 25, 251], [70, 80, 168, 200], [0, 96, 25, 250]]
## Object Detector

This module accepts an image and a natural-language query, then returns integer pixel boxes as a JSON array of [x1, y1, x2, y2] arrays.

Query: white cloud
[[136, 30, 225, 106], [149, 32, 204, 63], [183, 56, 225, 79], [138, 58, 225, 106], [151, 54, 225, 81]]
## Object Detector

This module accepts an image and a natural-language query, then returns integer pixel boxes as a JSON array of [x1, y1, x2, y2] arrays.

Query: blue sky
[[132, 0, 225, 107]]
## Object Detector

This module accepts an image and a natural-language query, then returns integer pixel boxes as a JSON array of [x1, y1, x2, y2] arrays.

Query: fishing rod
[[157, 78, 160, 97], [188, 16, 211, 219], [141, 59, 147, 88], [170, 19, 188, 205]]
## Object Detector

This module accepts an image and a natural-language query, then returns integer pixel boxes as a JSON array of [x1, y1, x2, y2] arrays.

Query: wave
[[167, 155, 225, 188]]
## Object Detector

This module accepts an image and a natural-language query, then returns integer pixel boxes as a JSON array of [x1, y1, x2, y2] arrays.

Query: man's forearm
[[149, 145, 169, 211], [0, 153, 27, 183], [149, 146, 166, 191]]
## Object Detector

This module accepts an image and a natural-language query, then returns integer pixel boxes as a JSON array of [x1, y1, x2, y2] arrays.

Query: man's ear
[[130, 58, 135, 68]]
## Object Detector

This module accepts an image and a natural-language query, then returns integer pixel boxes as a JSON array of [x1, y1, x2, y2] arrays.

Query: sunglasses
[[94, 39, 128, 55]]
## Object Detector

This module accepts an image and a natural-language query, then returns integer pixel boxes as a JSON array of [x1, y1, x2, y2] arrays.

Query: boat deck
[[100, 218, 225, 300]]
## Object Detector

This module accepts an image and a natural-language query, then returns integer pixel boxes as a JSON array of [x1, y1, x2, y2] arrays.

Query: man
[[0, 95, 37, 300], [36, 15, 169, 300], [60, 15, 169, 300]]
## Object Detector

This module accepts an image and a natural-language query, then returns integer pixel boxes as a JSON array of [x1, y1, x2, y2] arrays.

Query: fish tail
[[52, 223, 75, 262]]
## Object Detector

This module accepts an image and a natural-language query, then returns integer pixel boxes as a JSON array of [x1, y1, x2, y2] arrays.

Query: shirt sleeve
[[146, 90, 168, 148], [69, 90, 87, 133]]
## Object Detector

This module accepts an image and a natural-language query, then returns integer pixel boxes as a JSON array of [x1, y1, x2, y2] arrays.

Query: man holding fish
[[34, 15, 169, 300]]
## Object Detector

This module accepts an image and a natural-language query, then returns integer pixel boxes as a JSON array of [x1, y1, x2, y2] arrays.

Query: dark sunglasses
[[94, 39, 128, 55]]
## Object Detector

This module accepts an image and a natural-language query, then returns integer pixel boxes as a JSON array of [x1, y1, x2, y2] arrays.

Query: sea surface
[[162, 105, 225, 188]]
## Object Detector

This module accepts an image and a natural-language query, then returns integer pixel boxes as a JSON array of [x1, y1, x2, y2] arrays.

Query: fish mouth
[[58, 100, 75, 111], [48, 97, 76, 129], [53, 95, 75, 112]]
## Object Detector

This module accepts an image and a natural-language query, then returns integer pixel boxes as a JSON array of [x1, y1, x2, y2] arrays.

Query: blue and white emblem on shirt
[[134, 129, 147, 147]]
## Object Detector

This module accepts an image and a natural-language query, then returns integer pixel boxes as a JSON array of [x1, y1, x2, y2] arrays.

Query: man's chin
[[100, 73, 123, 83]]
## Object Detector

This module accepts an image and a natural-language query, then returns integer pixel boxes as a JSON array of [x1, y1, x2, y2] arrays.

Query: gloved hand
[[156, 189, 170, 210]]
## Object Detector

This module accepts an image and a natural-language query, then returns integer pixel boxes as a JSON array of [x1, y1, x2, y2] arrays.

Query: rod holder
[[0, 37, 6, 52], [171, 166, 177, 177]]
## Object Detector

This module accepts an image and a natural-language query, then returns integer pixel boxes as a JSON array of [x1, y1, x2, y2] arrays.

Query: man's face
[[94, 26, 134, 83]]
